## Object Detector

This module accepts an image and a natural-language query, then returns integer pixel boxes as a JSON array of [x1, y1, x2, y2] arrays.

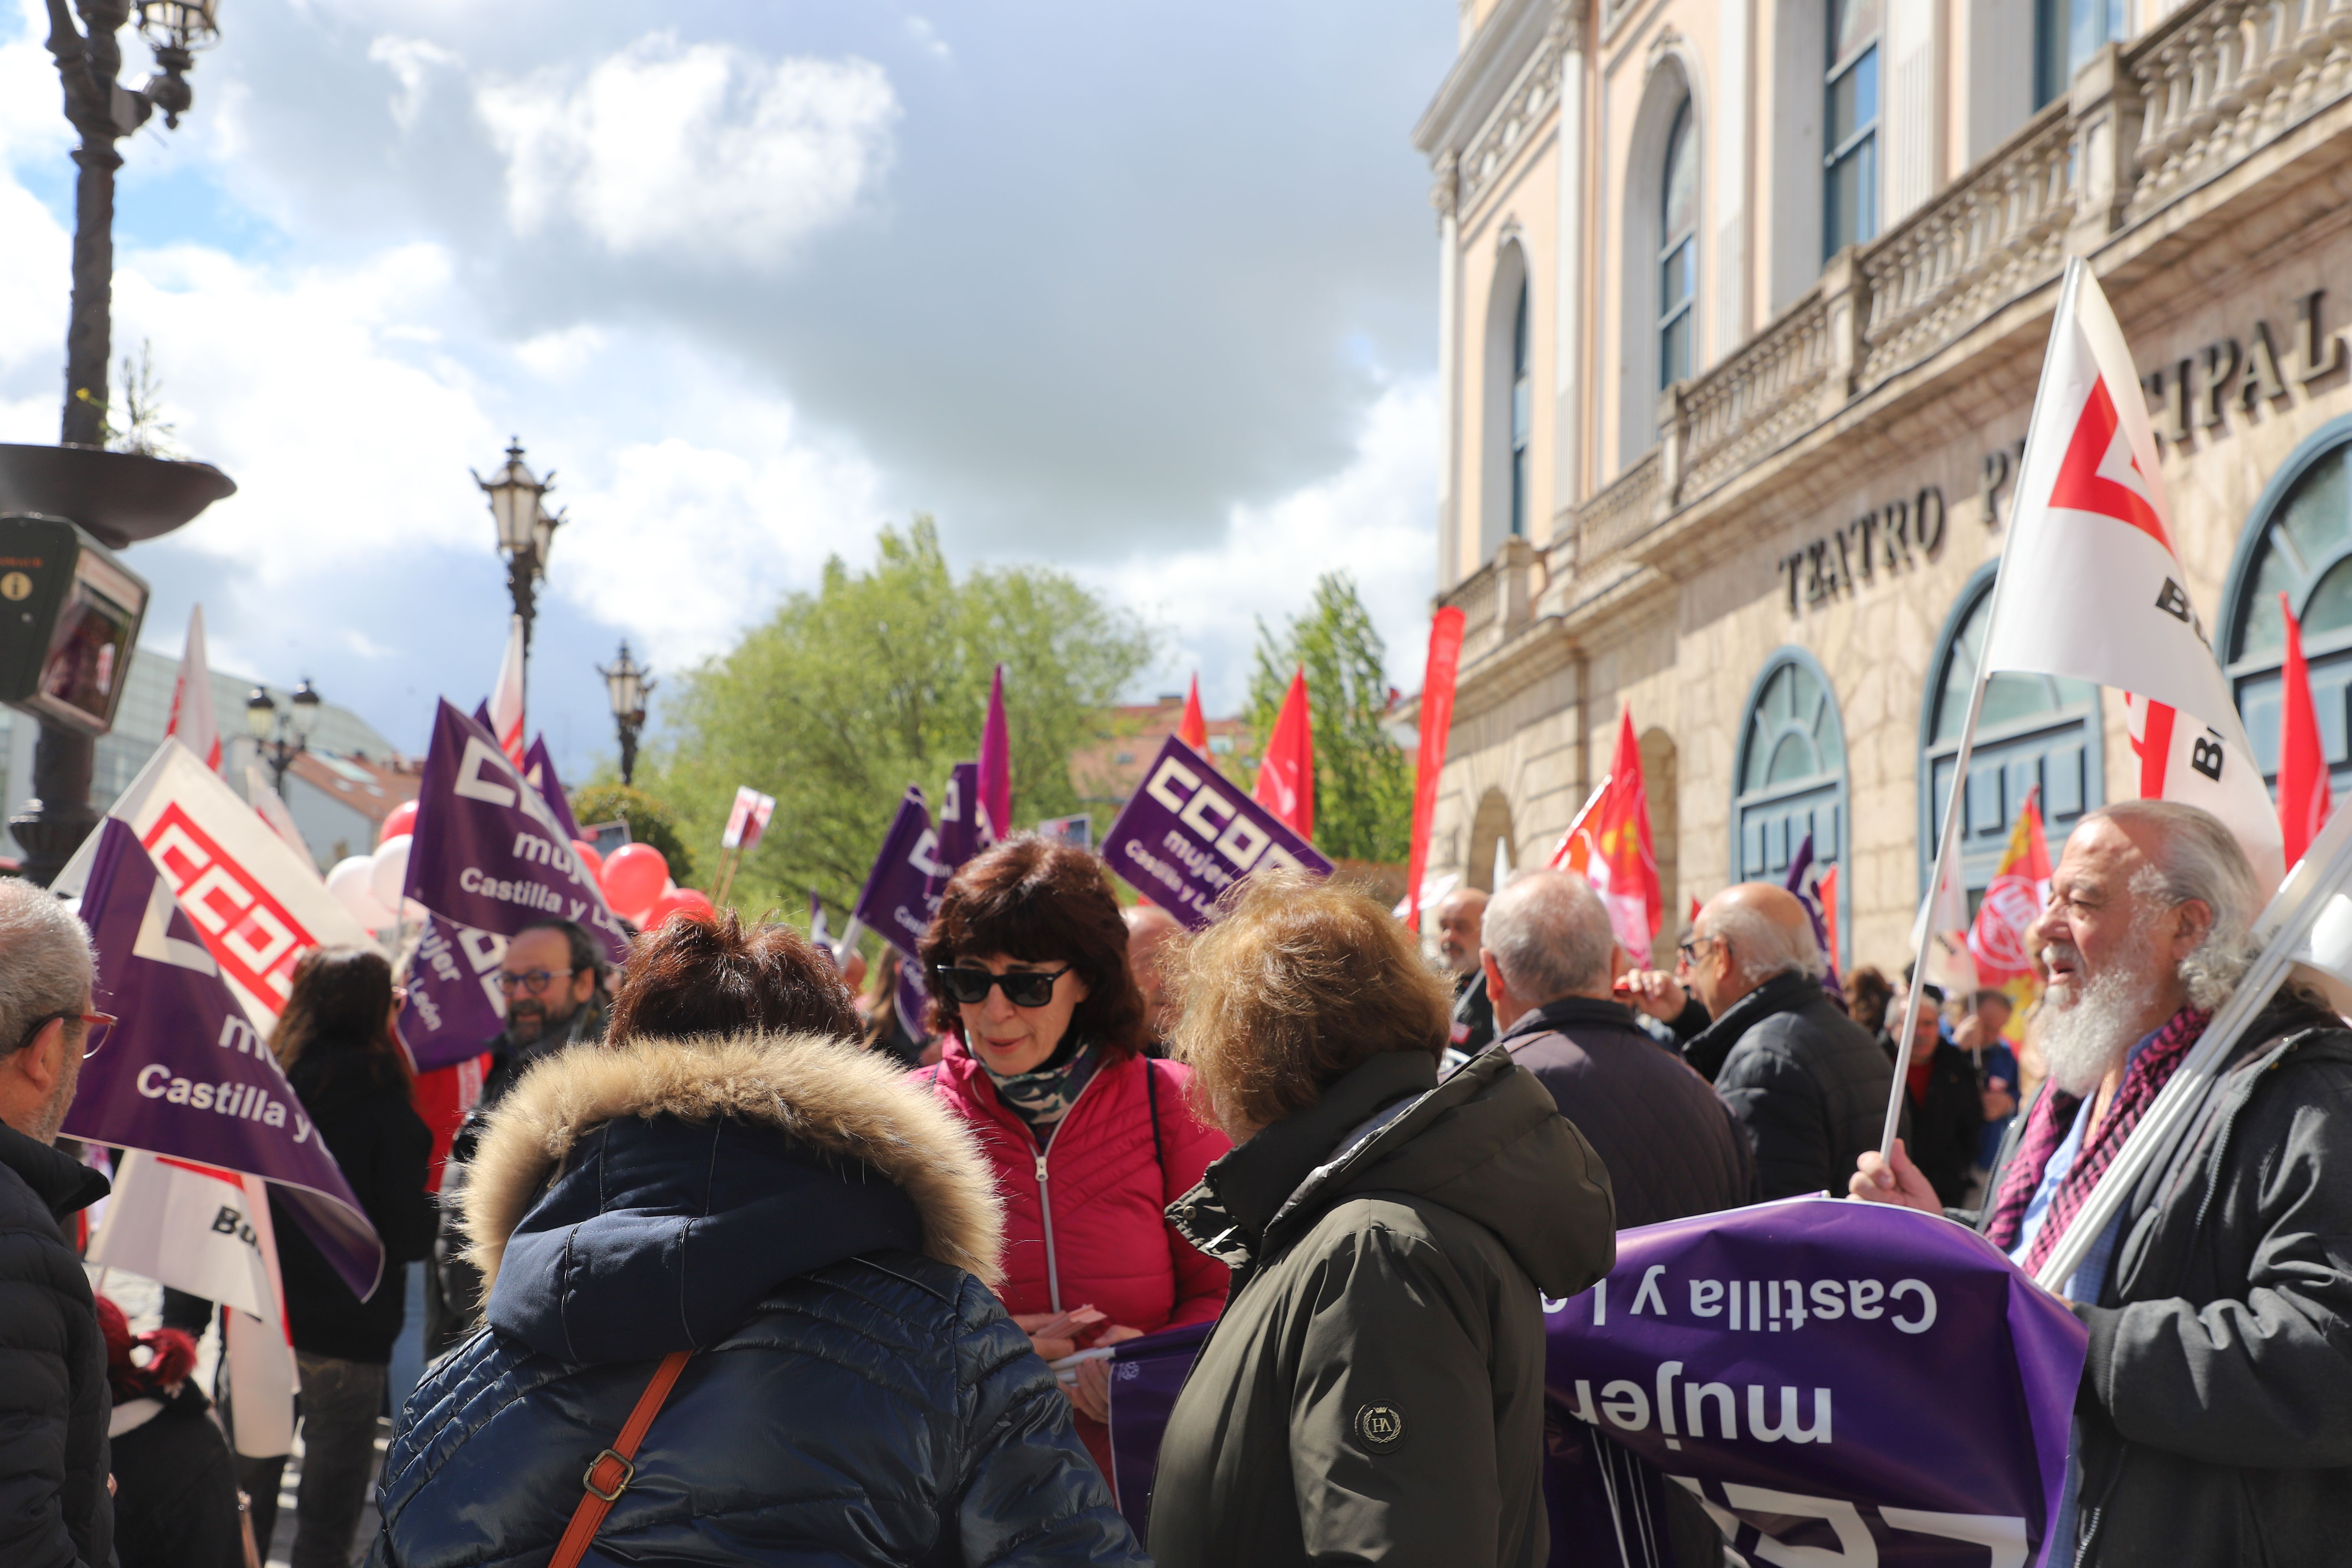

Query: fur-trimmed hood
[[461, 1031, 1003, 1364]]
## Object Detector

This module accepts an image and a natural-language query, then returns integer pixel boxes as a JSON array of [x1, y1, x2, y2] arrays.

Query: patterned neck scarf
[[983, 1038, 1101, 1136], [1984, 1003, 2207, 1271]]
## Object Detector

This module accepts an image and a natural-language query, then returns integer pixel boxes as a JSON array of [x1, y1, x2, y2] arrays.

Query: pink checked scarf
[[1983, 1004, 2208, 1274]]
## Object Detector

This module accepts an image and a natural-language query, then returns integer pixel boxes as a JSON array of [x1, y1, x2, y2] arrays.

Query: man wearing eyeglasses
[[424, 920, 607, 1357], [0, 877, 116, 1568]]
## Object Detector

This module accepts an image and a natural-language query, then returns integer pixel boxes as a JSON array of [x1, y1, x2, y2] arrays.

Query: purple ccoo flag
[[64, 818, 385, 1300], [405, 700, 629, 963], [1099, 735, 1332, 928], [926, 761, 997, 902], [523, 734, 584, 843], [852, 787, 940, 957], [1784, 831, 1845, 998], [397, 913, 509, 1072]]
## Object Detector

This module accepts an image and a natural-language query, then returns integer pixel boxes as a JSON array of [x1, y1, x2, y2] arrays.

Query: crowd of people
[[2, 797, 2348, 1565]]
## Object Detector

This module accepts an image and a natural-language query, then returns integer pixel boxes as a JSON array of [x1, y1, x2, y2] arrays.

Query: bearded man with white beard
[[1853, 800, 2352, 1566]]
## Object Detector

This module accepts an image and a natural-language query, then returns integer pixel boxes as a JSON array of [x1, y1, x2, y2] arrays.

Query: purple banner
[[1547, 1197, 2083, 1566], [404, 700, 629, 963], [926, 761, 996, 902], [65, 818, 385, 1300], [522, 734, 584, 843], [1107, 1197, 2084, 1566], [1100, 735, 1333, 928], [853, 787, 940, 957], [397, 913, 509, 1072]]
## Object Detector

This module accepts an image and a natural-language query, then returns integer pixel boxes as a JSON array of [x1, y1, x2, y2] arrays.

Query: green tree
[[1248, 573, 1411, 863], [569, 782, 698, 885], [637, 517, 1156, 923]]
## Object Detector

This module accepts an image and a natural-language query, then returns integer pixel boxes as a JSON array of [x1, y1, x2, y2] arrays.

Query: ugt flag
[[64, 818, 383, 1301], [1981, 258, 2284, 894], [405, 700, 629, 963], [1967, 787, 2053, 1035], [1554, 704, 1663, 962]]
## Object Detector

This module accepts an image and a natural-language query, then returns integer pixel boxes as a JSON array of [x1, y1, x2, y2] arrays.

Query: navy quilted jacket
[[367, 1031, 1143, 1568]]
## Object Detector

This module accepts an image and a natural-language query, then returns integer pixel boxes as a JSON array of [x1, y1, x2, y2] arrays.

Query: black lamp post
[[475, 438, 563, 659], [47, 0, 221, 449], [598, 642, 652, 786], [247, 678, 320, 792]]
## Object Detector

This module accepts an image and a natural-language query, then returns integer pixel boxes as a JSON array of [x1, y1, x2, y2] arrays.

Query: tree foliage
[[638, 518, 1156, 921], [569, 783, 697, 885], [1248, 573, 1411, 864]]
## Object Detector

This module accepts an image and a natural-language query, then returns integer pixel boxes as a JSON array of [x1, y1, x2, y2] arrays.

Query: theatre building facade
[[1414, 0, 2352, 965]]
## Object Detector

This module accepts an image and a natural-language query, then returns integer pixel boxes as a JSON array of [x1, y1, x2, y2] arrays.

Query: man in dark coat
[[1877, 982, 1982, 1207], [1435, 885, 1495, 1054], [1628, 882, 1899, 1199], [424, 919, 607, 1355], [0, 878, 113, 1568], [1854, 801, 2352, 1565], [1478, 870, 1757, 1225]]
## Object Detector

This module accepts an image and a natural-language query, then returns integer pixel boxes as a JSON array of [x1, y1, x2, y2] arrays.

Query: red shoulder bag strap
[[548, 1350, 693, 1568]]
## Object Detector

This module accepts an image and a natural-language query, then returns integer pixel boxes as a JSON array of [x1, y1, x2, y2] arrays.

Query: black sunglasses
[[934, 965, 1073, 1008]]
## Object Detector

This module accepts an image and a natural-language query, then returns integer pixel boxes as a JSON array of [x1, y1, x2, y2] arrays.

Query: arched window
[[1919, 566, 2103, 898], [1658, 100, 1696, 388], [1733, 651, 1850, 963], [1509, 279, 1532, 537], [1824, 0, 1879, 257], [2220, 418, 2352, 800]]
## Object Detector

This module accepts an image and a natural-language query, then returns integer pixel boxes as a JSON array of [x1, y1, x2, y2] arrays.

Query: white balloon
[[371, 834, 412, 912], [328, 857, 393, 930]]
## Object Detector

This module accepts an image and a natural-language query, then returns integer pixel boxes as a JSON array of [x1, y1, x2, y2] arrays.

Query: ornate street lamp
[[598, 642, 653, 786], [474, 437, 564, 655], [47, 0, 224, 447], [247, 677, 321, 792]]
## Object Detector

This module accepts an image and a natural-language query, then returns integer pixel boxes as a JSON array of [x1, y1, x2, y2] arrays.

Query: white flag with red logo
[[52, 739, 373, 1029], [488, 614, 527, 766], [164, 605, 222, 773], [1979, 261, 2285, 894]]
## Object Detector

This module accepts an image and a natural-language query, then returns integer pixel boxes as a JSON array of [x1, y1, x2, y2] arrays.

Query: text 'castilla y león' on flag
[[1981, 260, 2286, 894]]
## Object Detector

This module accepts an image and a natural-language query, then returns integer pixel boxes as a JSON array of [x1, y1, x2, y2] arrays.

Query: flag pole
[[1880, 257, 2087, 1162]]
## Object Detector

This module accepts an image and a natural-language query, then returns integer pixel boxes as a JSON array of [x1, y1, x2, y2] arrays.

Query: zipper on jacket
[[1024, 1057, 1112, 1315]]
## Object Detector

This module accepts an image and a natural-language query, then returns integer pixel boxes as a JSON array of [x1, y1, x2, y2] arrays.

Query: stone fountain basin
[[0, 443, 236, 547]]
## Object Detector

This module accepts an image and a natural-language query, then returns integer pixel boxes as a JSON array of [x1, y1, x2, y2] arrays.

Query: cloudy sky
[[0, 0, 1453, 778]]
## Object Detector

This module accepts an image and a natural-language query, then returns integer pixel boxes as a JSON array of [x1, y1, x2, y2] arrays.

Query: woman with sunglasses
[[237, 946, 435, 1568], [917, 835, 1231, 1483]]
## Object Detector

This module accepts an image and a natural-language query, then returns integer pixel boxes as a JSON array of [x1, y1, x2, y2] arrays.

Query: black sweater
[[272, 1045, 435, 1363]]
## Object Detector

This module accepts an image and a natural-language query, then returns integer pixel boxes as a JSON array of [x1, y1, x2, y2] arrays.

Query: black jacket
[[426, 998, 605, 1356], [1674, 971, 1903, 1200], [1967, 987, 2352, 1566], [1496, 995, 1759, 1227], [1151, 1048, 1616, 1568], [371, 1029, 1142, 1568], [1452, 968, 1496, 1055], [274, 1044, 435, 1363], [0, 1124, 112, 1568], [1879, 1031, 1982, 1207], [108, 1383, 245, 1568]]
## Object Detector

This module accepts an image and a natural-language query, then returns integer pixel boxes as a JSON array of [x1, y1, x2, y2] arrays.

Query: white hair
[[2090, 800, 2260, 1010], [1704, 898, 1826, 986], [1483, 871, 1615, 1003], [0, 877, 95, 1058]]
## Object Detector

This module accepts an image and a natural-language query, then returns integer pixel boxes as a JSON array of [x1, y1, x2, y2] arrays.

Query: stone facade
[[1416, 0, 2352, 969]]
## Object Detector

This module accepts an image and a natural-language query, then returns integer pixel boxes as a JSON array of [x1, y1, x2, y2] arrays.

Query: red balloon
[[644, 888, 717, 929], [379, 801, 419, 844], [571, 839, 605, 878], [599, 842, 669, 916]]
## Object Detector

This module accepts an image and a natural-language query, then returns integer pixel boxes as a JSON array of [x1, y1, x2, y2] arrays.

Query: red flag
[[1253, 668, 1314, 839], [1177, 674, 1209, 752], [2279, 592, 2334, 866], [1819, 865, 1840, 965], [1403, 609, 1466, 930], [1557, 705, 1663, 961]]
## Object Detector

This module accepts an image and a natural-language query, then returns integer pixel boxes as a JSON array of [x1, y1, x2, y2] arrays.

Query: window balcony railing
[[1438, 534, 1537, 663]]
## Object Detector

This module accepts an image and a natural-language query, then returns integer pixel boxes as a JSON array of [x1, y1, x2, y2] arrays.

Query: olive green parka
[[1148, 1046, 1616, 1568]]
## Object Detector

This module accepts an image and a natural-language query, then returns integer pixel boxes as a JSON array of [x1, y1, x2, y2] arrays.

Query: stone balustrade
[[2128, 0, 2352, 220], [1439, 534, 1537, 661], [1574, 450, 1661, 567]]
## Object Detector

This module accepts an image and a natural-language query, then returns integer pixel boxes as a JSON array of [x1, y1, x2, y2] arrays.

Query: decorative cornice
[[1430, 150, 1461, 224], [1450, 14, 1581, 223]]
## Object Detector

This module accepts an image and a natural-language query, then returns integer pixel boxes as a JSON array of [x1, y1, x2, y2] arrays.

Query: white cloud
[[368, 35, 465, 132], [513, 323, 606, 380], [904, 17, 951, 61], [474, 32, 899, 266], [1078, 375, 1438, 715]]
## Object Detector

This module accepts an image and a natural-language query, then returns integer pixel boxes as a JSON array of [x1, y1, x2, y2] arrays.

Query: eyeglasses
[[18, 1011, 117, 1060], [933, 965, 1073, 1008], [1675, 935, 1722, 966], [495, 968, 576, 996]]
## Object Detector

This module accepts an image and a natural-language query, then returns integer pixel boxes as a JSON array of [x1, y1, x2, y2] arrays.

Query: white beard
[[2037, 934, 2159, 1097]]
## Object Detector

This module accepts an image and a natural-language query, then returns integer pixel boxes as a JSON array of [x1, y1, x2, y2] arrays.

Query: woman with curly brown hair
[[917, 835, 1231, 1484], [1147, 871, 1616, 1568]]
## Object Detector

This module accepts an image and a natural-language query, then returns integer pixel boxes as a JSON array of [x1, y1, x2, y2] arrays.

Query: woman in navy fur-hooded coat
[[367, 913, 1142, 1568]]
